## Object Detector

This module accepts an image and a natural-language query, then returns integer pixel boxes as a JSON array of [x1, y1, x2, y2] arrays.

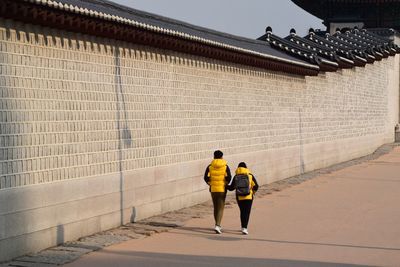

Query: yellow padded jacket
[[208, 159, 228, 192]]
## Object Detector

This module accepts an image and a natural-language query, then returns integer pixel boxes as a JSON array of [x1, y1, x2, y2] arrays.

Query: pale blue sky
[[111, 0, 324, 38]]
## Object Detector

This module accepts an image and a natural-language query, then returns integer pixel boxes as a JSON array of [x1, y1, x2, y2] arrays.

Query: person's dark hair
[[238, 162, 247, 168], [214, 150, 223, 159]]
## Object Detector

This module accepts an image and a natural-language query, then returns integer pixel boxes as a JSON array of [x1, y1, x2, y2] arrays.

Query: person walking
[[204, 150, 232, 234], [229, 162, 259, 235]]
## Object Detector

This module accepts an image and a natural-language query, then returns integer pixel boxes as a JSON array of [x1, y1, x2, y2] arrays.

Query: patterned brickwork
[[0, 18, 396, 189], [305, 65, 389, 142]]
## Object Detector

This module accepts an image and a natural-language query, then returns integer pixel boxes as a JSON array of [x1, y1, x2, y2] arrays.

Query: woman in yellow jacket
[[204, 150, 232, 234], [228, 162, 259, 235]]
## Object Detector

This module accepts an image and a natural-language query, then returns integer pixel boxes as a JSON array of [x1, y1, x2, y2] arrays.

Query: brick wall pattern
[[0, 19, 396, 190]]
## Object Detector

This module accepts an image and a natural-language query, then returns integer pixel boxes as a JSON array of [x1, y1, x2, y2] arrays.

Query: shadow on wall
[[114, 46, 133, 148], [114, 46, 133, 225], [56, 225, 64, 245], [0, 48, 17, 187], [130, 207, 136, 223], [298, 108, 305, 175], [0, 98, 7, 176]]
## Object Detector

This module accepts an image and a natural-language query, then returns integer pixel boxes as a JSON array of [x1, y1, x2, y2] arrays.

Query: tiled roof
[[285, 31, 355, 69], [332, 31, 386, 60], [258, 28, 339, 72], [21, 0, 318, 71], [307, 30, 376, 64], [7, 0, 400, 75], [305, 32, 368, 67], [368, 28, 400, 41], [257, 25, 400, 72]]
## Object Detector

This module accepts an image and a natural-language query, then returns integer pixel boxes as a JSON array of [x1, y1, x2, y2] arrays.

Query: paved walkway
[[65, 146, 400, 267]]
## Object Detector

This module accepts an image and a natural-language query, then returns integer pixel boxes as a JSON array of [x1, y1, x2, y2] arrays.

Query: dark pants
[[211, 192, 227, 226], [238, 199, 253, 228]]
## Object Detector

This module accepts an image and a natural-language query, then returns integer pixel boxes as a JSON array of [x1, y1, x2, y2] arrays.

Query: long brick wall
[[0, 18, 399, 261]]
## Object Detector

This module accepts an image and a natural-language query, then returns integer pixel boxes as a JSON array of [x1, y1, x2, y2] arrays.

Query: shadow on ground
[[173, 226, 400, 252], [94, 250, 372, 267]]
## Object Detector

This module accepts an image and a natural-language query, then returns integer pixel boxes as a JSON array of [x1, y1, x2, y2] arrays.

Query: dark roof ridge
[[13, 0, 320, 75], [258, 31, 339, 72], [24, 0, 319, 71], [57, 0, 264, 47], [287, 34, 333, 53]]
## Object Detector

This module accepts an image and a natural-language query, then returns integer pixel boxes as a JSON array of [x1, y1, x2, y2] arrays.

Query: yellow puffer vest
[[235, 167, 255, 201], [208, 159, 228, 192]]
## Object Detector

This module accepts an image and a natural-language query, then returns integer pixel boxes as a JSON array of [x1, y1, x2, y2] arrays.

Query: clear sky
[[111, 0, 324, 39]]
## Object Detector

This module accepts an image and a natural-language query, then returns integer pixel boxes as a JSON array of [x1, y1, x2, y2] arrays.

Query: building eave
[[0, 0, 319, 76]]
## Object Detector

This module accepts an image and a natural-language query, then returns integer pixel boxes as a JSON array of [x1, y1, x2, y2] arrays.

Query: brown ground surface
[[62, 146, 400, 267]]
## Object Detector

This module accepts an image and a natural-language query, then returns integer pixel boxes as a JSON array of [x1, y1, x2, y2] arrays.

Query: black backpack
[[234, 174, 250, 196]]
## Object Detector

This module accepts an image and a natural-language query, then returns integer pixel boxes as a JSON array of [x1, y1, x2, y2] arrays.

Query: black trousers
[[238, 199, 253, 228]]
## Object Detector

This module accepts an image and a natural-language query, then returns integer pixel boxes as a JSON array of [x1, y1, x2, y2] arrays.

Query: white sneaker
[[242, 228, 248, 235], [214, 225, 222, 234]]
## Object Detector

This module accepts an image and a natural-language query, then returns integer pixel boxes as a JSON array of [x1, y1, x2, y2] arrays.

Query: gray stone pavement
[[2, 143, 400, 267]]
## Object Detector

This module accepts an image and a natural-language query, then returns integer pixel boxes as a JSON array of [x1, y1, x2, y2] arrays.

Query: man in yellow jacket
[[204, 150, 232, 234]]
